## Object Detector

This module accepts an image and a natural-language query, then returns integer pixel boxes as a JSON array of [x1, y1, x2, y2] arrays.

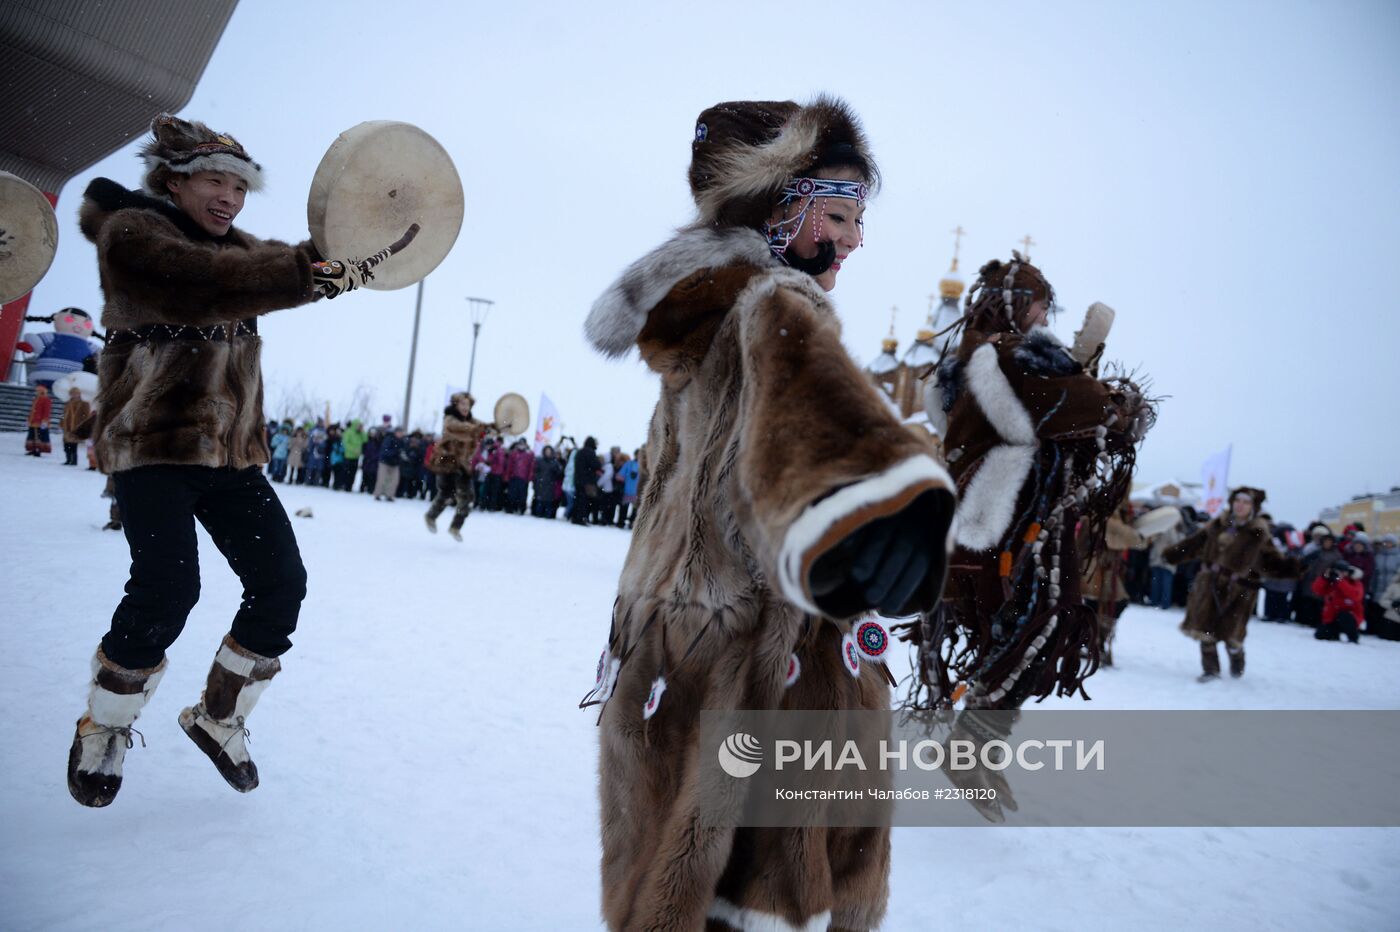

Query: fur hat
[[449, 391, 475, 408], [1230, 486, 1266, 509], [687, 96, 878, 230], [140, 113, 264, 197]]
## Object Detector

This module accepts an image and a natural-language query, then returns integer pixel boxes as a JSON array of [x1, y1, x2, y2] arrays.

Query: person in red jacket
[[1313, 562, 1364, 643], [25, 384, 53, 456]]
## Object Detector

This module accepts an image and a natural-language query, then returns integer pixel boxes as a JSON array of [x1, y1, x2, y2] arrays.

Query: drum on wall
[[307, 121, 464, 291]]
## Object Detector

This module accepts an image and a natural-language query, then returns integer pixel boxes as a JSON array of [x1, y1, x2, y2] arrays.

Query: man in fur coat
[[67, 114, 406, 807], [425, 391, 489, 540], [583, 98, 956, 932], [1164, 486, 1300, 679], [906, 256, 1154, 712]]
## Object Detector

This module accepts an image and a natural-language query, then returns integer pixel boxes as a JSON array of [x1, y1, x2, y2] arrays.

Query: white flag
[[533, 394, 562, 454], [1199, 445, 1232, 517]]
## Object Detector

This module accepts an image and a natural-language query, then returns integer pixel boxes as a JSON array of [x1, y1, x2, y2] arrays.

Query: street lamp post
[[402, 279, 425, 429], [465, 296, 494, 394]]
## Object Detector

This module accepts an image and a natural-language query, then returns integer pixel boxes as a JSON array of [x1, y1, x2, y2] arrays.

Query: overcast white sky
[[31, 0, 1400, 525]]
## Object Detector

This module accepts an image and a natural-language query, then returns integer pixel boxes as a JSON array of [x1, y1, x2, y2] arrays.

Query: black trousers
[[103, 465, 307, 670]]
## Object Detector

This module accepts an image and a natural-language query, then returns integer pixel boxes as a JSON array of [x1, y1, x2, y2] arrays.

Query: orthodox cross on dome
[[1019, 233, 1036, 259], [888, 305, 898, 339], [950, 225, 966, 271], [926, 294, 938, 324]]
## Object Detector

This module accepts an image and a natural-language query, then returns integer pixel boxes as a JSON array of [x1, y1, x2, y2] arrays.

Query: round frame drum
[[308, 121, 463, 291], [0, 171, 58, 303]]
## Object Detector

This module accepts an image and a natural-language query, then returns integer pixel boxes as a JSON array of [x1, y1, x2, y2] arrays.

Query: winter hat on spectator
[[1353, 531, 1371, 545], [1382, 534, 1398, 546], [141, 113, 264, 196]]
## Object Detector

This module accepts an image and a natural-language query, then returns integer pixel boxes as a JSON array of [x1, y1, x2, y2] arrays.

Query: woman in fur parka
[[1163, 486, 1300, 679], [583, 98, 956, 932]]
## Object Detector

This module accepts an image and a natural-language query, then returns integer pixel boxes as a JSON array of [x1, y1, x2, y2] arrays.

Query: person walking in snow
[[1163, 487, 1300, 680], [66, 113, 411, 807]]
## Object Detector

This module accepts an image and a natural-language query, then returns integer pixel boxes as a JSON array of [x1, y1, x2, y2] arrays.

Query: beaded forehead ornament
[[763, 176, 868, 259]]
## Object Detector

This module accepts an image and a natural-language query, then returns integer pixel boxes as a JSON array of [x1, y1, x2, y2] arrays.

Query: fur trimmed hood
[[584, 226, 775, 357]]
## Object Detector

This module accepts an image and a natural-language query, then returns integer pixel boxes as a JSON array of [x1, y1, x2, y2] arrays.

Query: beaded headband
[[765, 176, 868, 259], [781, 177, 869, 205]]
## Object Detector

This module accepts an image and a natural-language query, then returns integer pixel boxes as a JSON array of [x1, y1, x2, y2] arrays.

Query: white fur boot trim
[[708, 897, 832, 932], [75, 652, 165, 778]]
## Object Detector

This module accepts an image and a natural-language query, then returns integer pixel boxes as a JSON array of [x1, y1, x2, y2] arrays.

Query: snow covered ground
[[2, 431, 1397, 931]]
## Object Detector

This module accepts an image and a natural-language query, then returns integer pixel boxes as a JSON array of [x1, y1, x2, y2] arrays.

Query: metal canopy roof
[[0, 0, 238, 194]]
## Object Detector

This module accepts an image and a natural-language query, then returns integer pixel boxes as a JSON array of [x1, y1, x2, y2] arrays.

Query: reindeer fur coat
[[584, 226, 956, 932], [1163, 488, 1300, 647], [79, 178, 318, 474]]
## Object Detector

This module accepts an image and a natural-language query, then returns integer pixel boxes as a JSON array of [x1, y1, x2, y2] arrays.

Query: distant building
[[1322, 488, 1400, 536], [864, 237, 966, 436]]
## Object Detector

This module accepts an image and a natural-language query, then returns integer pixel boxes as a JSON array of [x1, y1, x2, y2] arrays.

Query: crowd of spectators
[[262, 418, 645, 529]]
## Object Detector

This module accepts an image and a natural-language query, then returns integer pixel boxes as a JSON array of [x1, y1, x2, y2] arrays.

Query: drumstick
[[385, 223, 421, 256], [358, 223, 422, 276]]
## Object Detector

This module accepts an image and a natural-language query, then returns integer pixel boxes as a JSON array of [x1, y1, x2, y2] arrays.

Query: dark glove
[[809, 490, 943, 617], [312, 224, 421, 299]]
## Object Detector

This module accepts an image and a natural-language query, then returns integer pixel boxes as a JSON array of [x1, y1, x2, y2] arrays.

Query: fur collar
[[585, 226, 777, 357], [1012, 325, 1080, 377], [80, 177, 246, 247]]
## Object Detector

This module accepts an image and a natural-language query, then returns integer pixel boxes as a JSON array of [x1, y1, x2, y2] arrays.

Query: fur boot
[[1198, 641, 1221, 682], [67, 647, 166, 807], [1227, 645, 1245, 678], [448, 512, 466, 542], [179, 634, 280, 792]]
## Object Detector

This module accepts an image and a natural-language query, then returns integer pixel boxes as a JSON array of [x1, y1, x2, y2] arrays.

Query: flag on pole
[[1200, 445, 1232, 517], [534, 393, 561, 454]]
